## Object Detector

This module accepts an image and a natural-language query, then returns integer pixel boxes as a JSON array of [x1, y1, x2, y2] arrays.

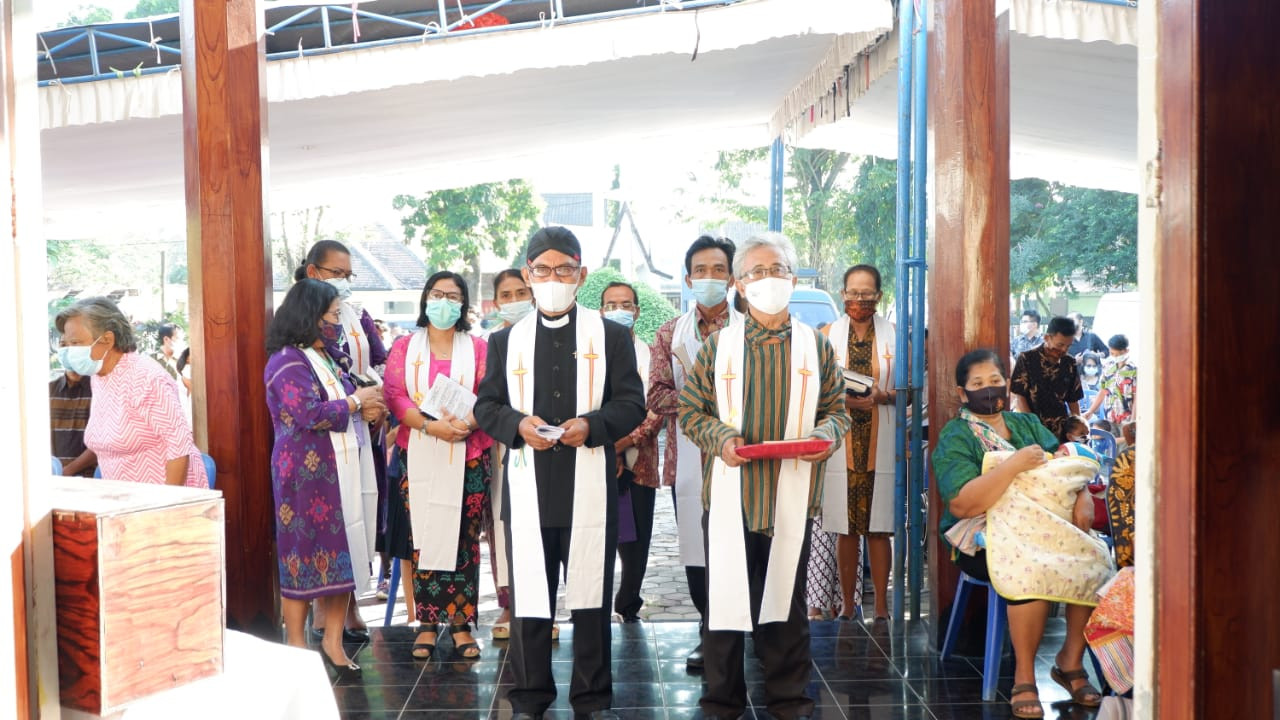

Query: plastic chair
[[940, 571, 1008, 702], [383, 559, 402, 627], [51, 457, 63, 475], [202, 454, 217, 490], [1089, 429, 1118, 479]]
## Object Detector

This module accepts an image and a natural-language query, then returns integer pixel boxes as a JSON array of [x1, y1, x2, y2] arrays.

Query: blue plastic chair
[[940, 571, 1008, 702], [51, 457, 63, 475], [382, 559, 402, 627], [202, 454, 217, 490], [1089, 429, 1118, 480]]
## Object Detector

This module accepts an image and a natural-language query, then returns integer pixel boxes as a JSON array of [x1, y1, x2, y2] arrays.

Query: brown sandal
[[1009, 683, 1044, 719], [1051, 665, 1103, 707]]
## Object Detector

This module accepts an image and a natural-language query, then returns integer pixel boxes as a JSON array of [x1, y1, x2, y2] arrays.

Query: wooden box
[[50, 476, 225, 716]]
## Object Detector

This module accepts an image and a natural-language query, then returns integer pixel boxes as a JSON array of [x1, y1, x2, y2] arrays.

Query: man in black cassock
[[475, 226, 646, 720]]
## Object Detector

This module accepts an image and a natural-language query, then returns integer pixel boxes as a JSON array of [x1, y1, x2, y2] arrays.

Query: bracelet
[[352, 394, 363, 411]]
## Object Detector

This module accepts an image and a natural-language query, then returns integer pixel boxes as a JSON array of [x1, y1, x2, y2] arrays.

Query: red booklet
[[736, 439, 833, 460]]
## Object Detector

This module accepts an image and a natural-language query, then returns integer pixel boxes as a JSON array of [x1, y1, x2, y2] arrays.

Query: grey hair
[[55, 297, 137, 352], [733, 232, 800, 279]]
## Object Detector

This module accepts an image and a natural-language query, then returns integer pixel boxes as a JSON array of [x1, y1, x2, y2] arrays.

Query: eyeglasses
[[316, 265, 357, 280], [323, 308, 341, 320], [741, 264, 792, 281], [427, 290, 463, 303], [842, 290, 881, 301], [602, 302, 637, 312], [528, 263, 581, 279]]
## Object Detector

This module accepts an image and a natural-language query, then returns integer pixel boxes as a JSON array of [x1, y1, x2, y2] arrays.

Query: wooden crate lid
[[48, 476, 221, 517]]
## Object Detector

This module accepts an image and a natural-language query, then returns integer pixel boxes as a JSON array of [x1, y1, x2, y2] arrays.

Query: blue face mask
[[604, 309, 636, 329], [690, 278, 729, 307], [426, 298, 463, 330], [58, 337, 106, 376]]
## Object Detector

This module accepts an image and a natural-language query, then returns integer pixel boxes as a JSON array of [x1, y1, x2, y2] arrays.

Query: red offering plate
[[736, 438, 833, 460]]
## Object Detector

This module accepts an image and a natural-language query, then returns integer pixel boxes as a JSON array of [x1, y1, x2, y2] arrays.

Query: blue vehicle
[[789, 286, 840, 330]]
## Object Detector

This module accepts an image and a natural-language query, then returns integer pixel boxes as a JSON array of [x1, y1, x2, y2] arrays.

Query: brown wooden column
[[926, 0, 1010, 619], [1155, 1, 1280, 716], [181, 0, 277, 634]]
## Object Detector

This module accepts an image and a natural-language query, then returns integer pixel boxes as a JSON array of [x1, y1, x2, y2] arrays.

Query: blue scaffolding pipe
[[39, 0, 746, 87], [767, 137, 784, 232], [891, 0, 914, 625], [907, 0, 929, 621]]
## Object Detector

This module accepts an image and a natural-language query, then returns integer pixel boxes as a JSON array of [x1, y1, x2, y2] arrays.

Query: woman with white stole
[[383, 271, 494, 660], [821, 264, 898, 621]]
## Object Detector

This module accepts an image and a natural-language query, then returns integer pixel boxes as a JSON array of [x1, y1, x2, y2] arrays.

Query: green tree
[[125, 0, 179, 18], [393, 180, 541, 293], [59, 4, 112, 26], [576, 267, 678, 345]]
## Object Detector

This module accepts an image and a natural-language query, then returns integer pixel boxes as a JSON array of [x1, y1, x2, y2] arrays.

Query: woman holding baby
[[934, 349, 1112, 719]]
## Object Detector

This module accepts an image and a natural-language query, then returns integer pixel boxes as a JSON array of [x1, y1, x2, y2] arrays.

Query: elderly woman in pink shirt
[[56, 298, 207, 488]]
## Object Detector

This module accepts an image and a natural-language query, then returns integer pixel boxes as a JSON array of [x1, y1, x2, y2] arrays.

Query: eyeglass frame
[[314, 265, 357, 280], [739, 264, 794, 282], [527, 262, 582, 280], [601, 301, 638, 312], [841, 289, 883, 301], [427, 290, 464, 303]]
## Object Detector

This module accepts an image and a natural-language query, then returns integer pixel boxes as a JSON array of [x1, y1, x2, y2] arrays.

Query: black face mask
[[964, 385, 1008, 415]]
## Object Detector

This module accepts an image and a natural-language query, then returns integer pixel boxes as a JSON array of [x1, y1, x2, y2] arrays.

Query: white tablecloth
[[63, 630, 339, 720]]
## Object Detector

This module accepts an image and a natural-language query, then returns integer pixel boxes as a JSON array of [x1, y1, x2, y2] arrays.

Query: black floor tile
[[840, 706, 935, 720], [335, 661, 425, 687], [907, 677, 1003, 705], [333, 684, 415, 714], [401, 681, 500, 711], [820, 679, 921, 707]]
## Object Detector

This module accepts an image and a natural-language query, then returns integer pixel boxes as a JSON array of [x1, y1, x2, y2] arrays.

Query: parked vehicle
[[789, 287, 840, 330]]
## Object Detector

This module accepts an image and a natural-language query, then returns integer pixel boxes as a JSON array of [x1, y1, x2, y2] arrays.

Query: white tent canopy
[[40, 0, 893, 219], [794, 0, 1139, 192]]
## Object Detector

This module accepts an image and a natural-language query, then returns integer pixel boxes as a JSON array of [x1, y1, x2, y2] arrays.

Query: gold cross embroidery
[[582, 338, 600, 403], [721, 356, 738, 424], [411, 352, 425, 405], [513, 354, 529, 413], [796, 360, 815, 469], [348, 324, 364, 371], [882, 347, 894, 384]]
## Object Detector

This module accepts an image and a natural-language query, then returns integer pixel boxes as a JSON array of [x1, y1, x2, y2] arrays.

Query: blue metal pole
[[767, 136, 784, 232], [87, 29, 101, 77], [908, 0, 929, 621], [892, 0, 914, 625]]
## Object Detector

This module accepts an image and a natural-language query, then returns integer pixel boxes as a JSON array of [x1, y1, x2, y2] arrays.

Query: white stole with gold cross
[[708, 320, 819, 631], [302, 347, 372, 592], [338, 302, 381, 555], [504, 310, 609, 618], [404, 329, 476, 571], [825, 314, 898, 535]]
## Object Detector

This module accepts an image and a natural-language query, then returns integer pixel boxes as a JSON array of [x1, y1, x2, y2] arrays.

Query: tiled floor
[[327, 617, 1104, 720]]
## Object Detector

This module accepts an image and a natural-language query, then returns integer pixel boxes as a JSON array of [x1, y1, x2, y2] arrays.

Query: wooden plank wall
[[1156, 0, 1280, 716]]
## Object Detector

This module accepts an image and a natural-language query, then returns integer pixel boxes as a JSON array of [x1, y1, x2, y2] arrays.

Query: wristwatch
[[352, 394, 363, 411]]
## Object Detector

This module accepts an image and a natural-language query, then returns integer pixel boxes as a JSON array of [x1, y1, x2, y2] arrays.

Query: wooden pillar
[[926, 0, 1010, 617], [181, 0, 277, 634], [1155, 1, 1280, 716]]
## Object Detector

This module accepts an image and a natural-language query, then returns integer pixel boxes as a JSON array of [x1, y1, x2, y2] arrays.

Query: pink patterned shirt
[[85, 351, 208, 488], [385, 332, 494, 461]]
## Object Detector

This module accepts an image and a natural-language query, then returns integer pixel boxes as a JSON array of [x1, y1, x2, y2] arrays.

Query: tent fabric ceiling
[[40, 0, 894, 219], [794, 5, 1139, 193]]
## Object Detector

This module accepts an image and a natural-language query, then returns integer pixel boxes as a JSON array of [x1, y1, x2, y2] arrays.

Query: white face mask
[[497, 299, 534, 325], [743, 277, 793, 315], [325, 277, 353, 300], [531, 280, 579, 315]]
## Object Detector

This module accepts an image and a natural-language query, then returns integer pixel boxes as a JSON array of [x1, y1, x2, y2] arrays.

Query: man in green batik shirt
[[678, 233, 850, 720]]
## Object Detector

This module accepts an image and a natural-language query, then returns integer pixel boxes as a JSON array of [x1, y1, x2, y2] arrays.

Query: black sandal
[[411, 625, 437, 661], [450, 626, 481, 660]]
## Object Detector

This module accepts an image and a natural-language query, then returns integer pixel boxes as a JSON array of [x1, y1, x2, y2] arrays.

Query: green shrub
[[577, 267, 678, 345]]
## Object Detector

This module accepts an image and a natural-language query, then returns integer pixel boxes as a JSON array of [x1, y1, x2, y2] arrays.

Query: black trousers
[[506, 525, 617, 715], [614, 484, 657, 617], [700, 512, 814, 720], [672, 487, 708, 623]]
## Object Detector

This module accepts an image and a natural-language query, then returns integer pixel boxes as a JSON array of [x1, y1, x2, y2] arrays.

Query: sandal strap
[[1010, 683, 1039, 695], [1055, 667, 1090, 681]]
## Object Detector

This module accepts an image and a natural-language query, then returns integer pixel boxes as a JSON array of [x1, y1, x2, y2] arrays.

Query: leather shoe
[[686, 643, 705, 671]]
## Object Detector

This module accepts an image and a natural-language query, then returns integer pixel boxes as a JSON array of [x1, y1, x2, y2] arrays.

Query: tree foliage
[[1009, 178, 1138, 309], [393, 181, 540, 291], [576, 266, 678, 345], [125, 0, 179, 19], [60, 4, 112, 26], [271, 206, 332, 281]]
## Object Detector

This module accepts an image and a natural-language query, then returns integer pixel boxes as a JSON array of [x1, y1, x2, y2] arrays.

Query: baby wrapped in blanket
[[982, 442, 1116, 605]]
